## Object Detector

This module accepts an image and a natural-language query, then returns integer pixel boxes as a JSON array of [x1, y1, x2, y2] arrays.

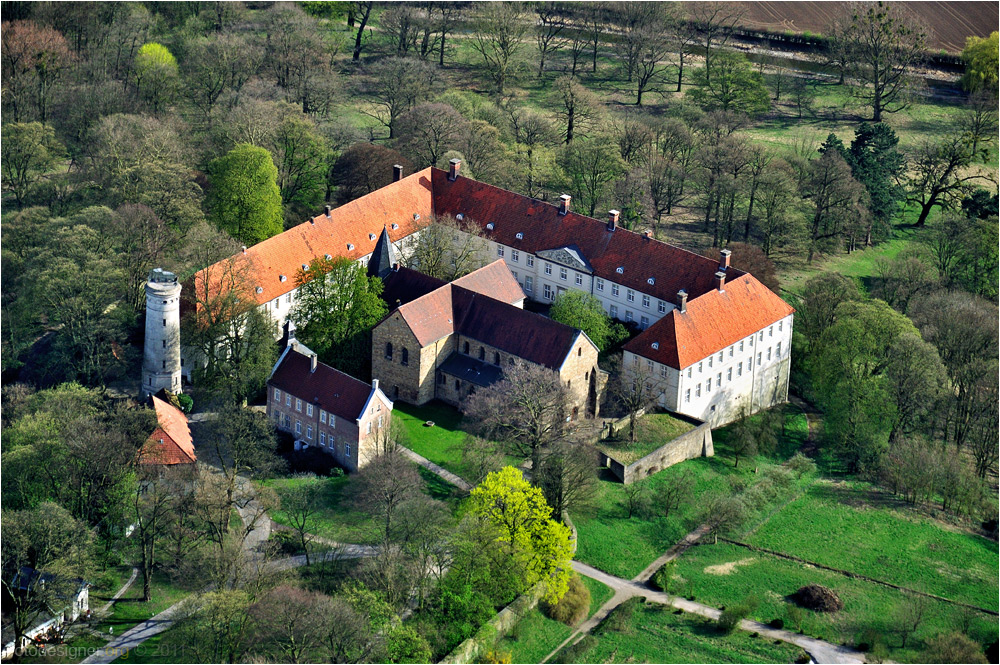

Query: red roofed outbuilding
[[142, 395, 196, 466]]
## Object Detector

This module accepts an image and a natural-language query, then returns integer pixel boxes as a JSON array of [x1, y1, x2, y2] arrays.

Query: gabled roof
[[268, 346, 379, 422], [624, 274, 795, 369], [143, 396, 196, 465], [188, 169, 435, 309], [431, 168, 745, 303], [451, 260, 525, 305]]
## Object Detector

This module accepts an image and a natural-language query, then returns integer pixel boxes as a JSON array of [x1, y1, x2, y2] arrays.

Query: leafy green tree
[[290, 256, 387, 379], [960, 31, 998, 93], [133, 42, 179, 113], [274, 113, 331, 217], [468, 467, 574, 604], [549, 291, 625, 352], [385, 624, 433, 664], [842, 1, 927, 121], [207, 143, 284, 246], [687, 51, 770, 117], [1, 122, 64, 207]]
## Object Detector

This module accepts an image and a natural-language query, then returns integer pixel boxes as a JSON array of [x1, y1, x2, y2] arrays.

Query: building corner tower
[[142, 268, 182, 398]]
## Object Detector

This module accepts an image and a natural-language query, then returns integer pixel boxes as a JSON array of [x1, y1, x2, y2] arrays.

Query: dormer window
[[255, 286, 263, 294], [486, 223, 494, 230], [302, 264, 309, 271], [369, 233, 376, 241], [456, 214, 464, 221], [391, 223, 399, 230], [279, 275, 287, 282], [616, 266, 624, 274], [647, 277, 655, 285], [516, 232, 523, 240], [413, 213, 421, 221], [347, 243, 355, 251], [652, 342, 659, 350], [325, 254, 332, 260]]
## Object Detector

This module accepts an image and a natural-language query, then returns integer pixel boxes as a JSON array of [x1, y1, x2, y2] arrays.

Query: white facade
[[625, 314, 794, 426], [143, 268, 182, 397]]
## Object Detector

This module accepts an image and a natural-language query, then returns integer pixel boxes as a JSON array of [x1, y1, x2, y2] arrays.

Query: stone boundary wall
[[599, 415, 714, 485], [441, 513, 578, 664]]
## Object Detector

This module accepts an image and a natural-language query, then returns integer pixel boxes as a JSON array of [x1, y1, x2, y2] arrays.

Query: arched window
[[493, 352, 500, 366], [578, 347, 582, 357], [401, 348, 409, 366], [478, 347, 485, 361], [385, 342, 393, 360], [463, 341, 470, 354]]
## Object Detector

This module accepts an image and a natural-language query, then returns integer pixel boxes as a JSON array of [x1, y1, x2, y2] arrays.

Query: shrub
[[769, 618, 785, 629], [649, 562, 676, 593], [787, 452, 817, 478], [557, 635, 596, 662], [542, 574, 590, 626], [480, 649, 512, 664], [595, 597, 641, 636], [717, 597, 759, 634], [177, 393, 194, 413], [269, 529, 301, 555]]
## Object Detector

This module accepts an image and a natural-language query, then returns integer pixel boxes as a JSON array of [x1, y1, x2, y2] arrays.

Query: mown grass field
[[673, 542, 998, 663], [598, 411, 697, 464], [497, 576, 614, 664], [573, 405, 810, 579], [746, 479, 1000, 609], [554, 601, 808, 664]]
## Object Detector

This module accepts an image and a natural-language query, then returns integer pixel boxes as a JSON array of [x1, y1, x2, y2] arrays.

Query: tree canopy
[[207, 143, 284, 247]]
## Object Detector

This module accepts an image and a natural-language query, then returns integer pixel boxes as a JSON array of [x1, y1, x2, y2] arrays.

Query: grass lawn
[[264, 465, 464, 546], [497, 576, 614, 664], [746, 479, 1000, 609], [599, 411, 696, 464], [574, 405, 810, 579], [673, 542, 999, 663], [554, 601, 808, 664], [394, 400, 522, 482]]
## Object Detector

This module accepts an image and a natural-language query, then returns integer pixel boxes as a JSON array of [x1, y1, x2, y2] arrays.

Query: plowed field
[[730, 1, 997, 53]]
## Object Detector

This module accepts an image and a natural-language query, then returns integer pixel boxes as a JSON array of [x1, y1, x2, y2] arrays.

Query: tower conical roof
[[367, 225, 397, 279]]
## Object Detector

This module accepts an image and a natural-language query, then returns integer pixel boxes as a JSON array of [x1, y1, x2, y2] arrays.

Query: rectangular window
[[295, 421, 302, 435], [759, 331, 764, 342], [596, 278, 604, 292], [511, 249, 520, 262], [512, 270, 519, 280], [658, 300, 666, 314], [640, 316, 649, 329], [625, 310, 633, 322], [738, 362, 743, 376], [708, 356, 713, 368], [718, 352, 723, 363], [544, 284, 553, 299], [660, 365, 668, 378], [698, 361, 703, 373], [575, 273, 583, 286], [706, 379, 711, 393], [320, 432, 326, 446], [306, 404, 313, 417], [544, 262, 552, 275], [686, 368, 692, 378], [685, 389, 691, 403], [757, 352, 762, 365], [779, 320, 783, 332], [273, 298, 279, 309], [274, 388, 281, 401], [696, 384, 701, 398], [610, 305, 618, 318], [646, 360, 654, 372], [286, 293, 292, 304], [627, 289, 635, 302], [320, 410, 326, 424], [749, 335, 754, 347], [767, 347, 772, 360], [274, 411, 281, 425], [162, 319, 166, 327], [776, 341, 782, 356], [346, 443, 351, 458], [330, 415, 335, 429], [729, 346, 734, 358], [527, 254, 534, 267], [295, 398, 302, 413], [497, 244, 504, 257], [716, 372, 722, 388], [769, 325, 773, 337], [739, 341, 744, 352], [306, 426, 313, 440], [642, 294, 650, 308], [285, 394, 291, 407], [162, 340, 166, 349], [378, 415, 383, 428], [559, 267, 567, 280], [525, 276, 533, 292], [612, 284, 620, 297], [727, 368, 732, 381]]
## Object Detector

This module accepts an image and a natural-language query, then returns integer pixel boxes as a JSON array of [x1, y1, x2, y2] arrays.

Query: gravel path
[[398, 445, 473, 491]]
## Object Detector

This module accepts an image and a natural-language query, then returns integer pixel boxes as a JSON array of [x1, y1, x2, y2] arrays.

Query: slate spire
[[367, 225, 397, 279]]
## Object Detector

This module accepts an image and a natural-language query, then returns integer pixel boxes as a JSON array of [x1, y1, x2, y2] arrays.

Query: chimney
[[241, 245, 247, 254], [608, 209, 620, 232], [720, 248, 732, 270], [448, 158, 461, 181], [643, 230, 653, 239], [310, 353, 317, 372], [558, 194, 571, 216], [676, 289, 688, 313], [372, 378, 380, 393], [325, 205, 332, 218], [393, 164, 403, 182], [714, 270, 726, 292]]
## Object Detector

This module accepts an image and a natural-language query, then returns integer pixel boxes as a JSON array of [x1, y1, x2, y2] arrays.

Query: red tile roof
[[624, 274, 795, 369], [269, 347, 376, 422], [452, 259, 526, 305], [142, 396, 196, 465], [431, 168, 745, 303], [187, 169, 435, 310]]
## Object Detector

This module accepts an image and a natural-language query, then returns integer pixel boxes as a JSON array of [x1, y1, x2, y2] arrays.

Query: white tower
[[143, 268, 182, 397]]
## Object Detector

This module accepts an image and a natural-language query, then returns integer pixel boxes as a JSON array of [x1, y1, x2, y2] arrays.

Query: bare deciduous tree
[[470, 2, 528, 95]]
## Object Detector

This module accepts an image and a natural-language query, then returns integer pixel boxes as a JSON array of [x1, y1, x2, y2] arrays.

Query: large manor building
[[176, 160, 794, 427]]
